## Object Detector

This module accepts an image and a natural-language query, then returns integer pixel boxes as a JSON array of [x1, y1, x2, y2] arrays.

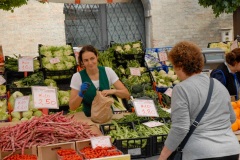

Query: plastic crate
[[99, 122, 134, 135], [152, 134, 168, 156], [115, 137, 152, 159]]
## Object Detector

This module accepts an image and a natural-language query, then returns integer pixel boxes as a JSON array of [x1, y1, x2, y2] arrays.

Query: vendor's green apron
[[79, 66, 110, 117]]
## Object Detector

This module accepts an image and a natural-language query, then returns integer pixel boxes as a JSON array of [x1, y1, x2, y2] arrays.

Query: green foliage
[[198, 0, 240, 17], [0, 0, 29, 12]]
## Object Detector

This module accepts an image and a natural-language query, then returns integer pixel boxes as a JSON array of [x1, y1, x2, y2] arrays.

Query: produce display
[[0, 112, 97, 159], [208, 41, 240, 54]]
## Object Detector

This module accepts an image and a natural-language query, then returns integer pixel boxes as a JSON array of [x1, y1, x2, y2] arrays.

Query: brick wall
[[0, 0, 234, 56], [150, 0, 233, 48], [0, 0, 65, 56]]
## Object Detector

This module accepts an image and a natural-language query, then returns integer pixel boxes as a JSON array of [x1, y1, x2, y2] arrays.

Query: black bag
[[167, 78, 214, 160], [168, 150, 182, 160]]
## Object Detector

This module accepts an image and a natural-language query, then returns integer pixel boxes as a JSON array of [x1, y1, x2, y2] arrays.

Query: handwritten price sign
[[50, 57, 60, 64], [158, 51, 168, 62], [18, 57, 34, 72], [0, 75, 6, 85], [143, 121, 164, 128], [14, 96, 30, 112], [90, 136, 112, 149], [164, 88, 173, 97], [32, 86, 58, 109], [130, 67, 141, 76], [133, 99, 159, 117]]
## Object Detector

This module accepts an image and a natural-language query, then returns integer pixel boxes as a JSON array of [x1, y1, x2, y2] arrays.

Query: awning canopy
[[40, 0, 131, 4]]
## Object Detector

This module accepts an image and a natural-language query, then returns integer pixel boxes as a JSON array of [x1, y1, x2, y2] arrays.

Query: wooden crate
[[75, 139, 131, 160], [37, 142, 75, 160], [0, 146, 37, 160]]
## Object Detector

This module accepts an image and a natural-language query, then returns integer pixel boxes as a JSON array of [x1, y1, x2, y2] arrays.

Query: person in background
[[158, 41, 239, 160], [69, 45, 130, 117], [210, 48, 240, 100]]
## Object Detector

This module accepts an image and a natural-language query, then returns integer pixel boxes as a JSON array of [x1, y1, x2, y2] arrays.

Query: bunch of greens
[[11, 72, 44, 88], [58, 90, 70, 106], [113, 40, 143, 55], [40, 45, 73, 57], [5, 55, 41, 72]]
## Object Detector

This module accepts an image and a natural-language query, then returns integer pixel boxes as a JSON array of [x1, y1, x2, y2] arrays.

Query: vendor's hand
[[78, 82, 91, 98], [101, 89, 115, 97]]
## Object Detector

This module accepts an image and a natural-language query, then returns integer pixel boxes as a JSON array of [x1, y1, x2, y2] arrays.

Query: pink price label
[[130, 67, 141, 76], [158, 52, 168, 62], [14, 96, 30, 112], [0, 76, 6, 85], [18, 57, 34, 72], [90, 136, 112, 149], [50, 57, 60, 64], [164, 88, 173, 97]]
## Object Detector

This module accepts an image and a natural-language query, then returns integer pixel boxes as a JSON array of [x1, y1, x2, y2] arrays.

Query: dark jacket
[[210, 63, 240, 99]]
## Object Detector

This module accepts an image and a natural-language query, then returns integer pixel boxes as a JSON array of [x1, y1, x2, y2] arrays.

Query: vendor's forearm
[[69, 96, 83, 110], [114, 89, 130, 99]]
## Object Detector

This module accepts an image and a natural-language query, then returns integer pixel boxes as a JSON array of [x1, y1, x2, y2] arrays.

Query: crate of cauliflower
[[9, 91, 43, 122], [39, 44, 77, 80]]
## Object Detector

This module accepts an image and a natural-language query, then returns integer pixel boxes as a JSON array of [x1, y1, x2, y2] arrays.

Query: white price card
[[18, 57, 34, 72], [0, 75, 6, 85], [130, 67, 141, 76], [158, 51, 168, 62], [50, 57, 60, 64], [164, 88, 173, 97], [133, 99, 159, 117], [32, 86, 58, 109], [90, 136, 112, 149], [143, 121, 164, 128], [14, 96, 30, 112]]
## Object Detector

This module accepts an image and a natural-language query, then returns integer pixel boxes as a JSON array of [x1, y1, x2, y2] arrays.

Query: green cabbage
[[21, 117, 28, 121], [22, 110, 33, 119], [33, 110, 42, 117], [11, 111, 21, 119], [11, 117, 20, 122]]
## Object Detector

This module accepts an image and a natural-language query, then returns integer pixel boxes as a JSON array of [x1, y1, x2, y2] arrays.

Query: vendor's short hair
[[226, 48, 240, 66]]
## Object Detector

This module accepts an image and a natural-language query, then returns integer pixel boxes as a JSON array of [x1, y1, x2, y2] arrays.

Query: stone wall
[[150, 0, 233, 48], [0, 0, 65, 56], [0, 0, 233, 56]]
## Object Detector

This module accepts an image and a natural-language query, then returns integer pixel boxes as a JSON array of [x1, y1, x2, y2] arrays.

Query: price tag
[[164, 88, 173, 97], [231, 39, 239, 51], [14, 96, 30, 112], [158, 51, 168, 62], [133, 99, 159, 117], [143, 121, 164, 128], [162, 108, 171, 113], [31, 86, 58, 109], [50, 57, 60, 64], [90, 136, 112, 149], [18, 57, 34, 72], [0, 75, 6, 85], [130, 67, 141, 76]]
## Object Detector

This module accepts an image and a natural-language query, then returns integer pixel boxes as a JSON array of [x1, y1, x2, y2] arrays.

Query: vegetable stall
[[0, 40, 175, 159]]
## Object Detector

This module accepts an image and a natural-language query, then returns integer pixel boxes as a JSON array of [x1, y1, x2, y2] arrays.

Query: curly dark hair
[[78, 45, 98, 63], [168, 41, 204, 76], [226, 48, 240, 66]]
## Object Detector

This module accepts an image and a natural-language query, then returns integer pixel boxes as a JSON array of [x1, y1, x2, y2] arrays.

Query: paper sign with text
[[32, 86, 58, 109], [14, 96, 30, 112], [50, 57, 60, 64], [158, 51, 168, 62], [90, 136, 112, 149], [164, 88, 173, 97], [130, 67, 141, 76], [18, 57, 34, 72], [133, 99, 159, 117], [143, 121, 164, 128], [0, 75, 6, 85]]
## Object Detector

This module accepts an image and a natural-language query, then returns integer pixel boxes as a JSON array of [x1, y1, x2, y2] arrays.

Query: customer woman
[[69, 45, 130, 117], [158, 41, 239, 160], [210, 48, 240, 100]]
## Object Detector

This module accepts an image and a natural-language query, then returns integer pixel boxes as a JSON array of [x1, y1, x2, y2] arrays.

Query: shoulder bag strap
[[178, 78, 214, 151]]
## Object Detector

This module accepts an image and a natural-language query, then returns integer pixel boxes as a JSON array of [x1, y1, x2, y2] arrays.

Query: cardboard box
[[75, 139, 131, 160], [0, 146, 37, 160], [37, 142, 75, 160]]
